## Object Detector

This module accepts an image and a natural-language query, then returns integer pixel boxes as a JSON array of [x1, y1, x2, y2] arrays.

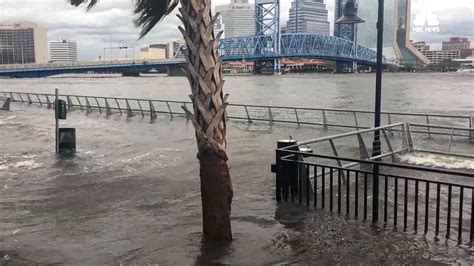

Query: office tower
[[0, 22, 48, 64], [215, 0, 255, 38], [50, 40, 78, 63], [287, 0, 330, 35]]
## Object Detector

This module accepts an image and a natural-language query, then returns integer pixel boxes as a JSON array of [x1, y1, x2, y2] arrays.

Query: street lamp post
[[371, 0, 385, 224], [103, 46, 134, 62]]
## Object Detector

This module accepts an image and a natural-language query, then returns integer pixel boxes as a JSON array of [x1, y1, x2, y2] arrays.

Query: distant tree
[[70, 0, 233, 241]]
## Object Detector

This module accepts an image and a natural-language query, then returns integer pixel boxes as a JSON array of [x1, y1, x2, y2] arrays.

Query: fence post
[[406, 123, 414, 152], [426, 115, 431, 138], [150, 101, 157, 121], [46, 95, 52, 109], [27, 93, 32, 105], [1, 98, 10, 111], [470, 117, 473, 143], [268, 107, 273, 124], [447, 128, 455, 153], [328, 139, 346, 182], [85, 97, 92, 114], [9, 92, 15, 102], [381, 128, 396, 162], [114, 98, 122, 115], [18, 93, 24, 103], [67, 96, 72, 111], [353, 112, 359, 130], [387, 113, 393, 135], [275, 148, 283, 202], [322, 110, 328, 130], [183, 102, 189, 120], [166, 102, 173, 119], [357, 133, 371, 169], [95, 97, 102, 114], [274, 139, 298, 203], [105, 99, 113, 117], [76, 96, 83, 111], [126, 99, 133, 118], [244, 106, 251, 123], [137, 100, 144, 117], [372, 163, 380, 224], [294, 108, 300, 126], [36, 94, 43, 106]]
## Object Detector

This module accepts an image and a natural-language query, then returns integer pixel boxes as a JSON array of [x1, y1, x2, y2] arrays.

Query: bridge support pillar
[[167, 66, 186, 77], [121, 71, 140, 77]]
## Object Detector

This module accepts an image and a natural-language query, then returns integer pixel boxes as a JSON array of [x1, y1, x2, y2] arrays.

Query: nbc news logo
[[412, 8, 440, 33]]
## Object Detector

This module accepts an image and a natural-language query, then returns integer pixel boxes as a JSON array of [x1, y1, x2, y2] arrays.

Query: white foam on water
[[11, 160, 43, 170], [0, 115, 16, 125], [398, 153, 474, 170]]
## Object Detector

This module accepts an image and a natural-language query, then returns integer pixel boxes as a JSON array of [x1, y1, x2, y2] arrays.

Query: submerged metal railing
[[2, 91, 473, 139], [274, 123, 474, 245]]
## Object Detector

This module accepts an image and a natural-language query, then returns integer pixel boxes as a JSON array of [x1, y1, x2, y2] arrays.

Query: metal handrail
[[294, 123, 404, 146], [280, 152, 474, 179], [2, 91, 473, 137]]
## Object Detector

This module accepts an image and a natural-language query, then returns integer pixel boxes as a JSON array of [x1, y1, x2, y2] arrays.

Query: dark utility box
[[58, 128, 76, 154]]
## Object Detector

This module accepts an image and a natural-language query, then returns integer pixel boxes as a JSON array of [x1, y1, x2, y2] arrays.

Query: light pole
[[335, 0, 365, 73], [371, 0, 385, 225], [103, 46, 133, 61]]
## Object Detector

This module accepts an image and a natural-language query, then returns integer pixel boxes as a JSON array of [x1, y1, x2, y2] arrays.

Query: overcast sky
[[0, 0, 472, 61]]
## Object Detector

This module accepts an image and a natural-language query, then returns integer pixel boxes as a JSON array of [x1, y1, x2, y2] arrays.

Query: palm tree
[[70, 0, 233, 241]]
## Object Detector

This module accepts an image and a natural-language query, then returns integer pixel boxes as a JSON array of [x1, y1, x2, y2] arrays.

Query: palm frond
[[68, 0, 178, 38], [69, 0, 98, 10], [134, 0, 179, 39]]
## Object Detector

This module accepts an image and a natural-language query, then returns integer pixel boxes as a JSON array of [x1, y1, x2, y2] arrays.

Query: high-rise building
[[421, 50, 460, 65], [140, 44, 167, 60], [49, 40, 78, 63], [287, 0, 330, 35], [442, 37, 470, 51], [356, 0, 429, 65], [0, 22, 49, 65], [412, 41, 430, 52], [214, 15, 225, 39], [215, 0, 255, 38]]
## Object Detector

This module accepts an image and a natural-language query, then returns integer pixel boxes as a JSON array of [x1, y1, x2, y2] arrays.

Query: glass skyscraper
[[355, 0, 428, 64], [0, 22, 48, 65], [287, 0, 330, 35]]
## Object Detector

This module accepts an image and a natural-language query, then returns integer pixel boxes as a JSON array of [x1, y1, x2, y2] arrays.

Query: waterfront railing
[[2, 91, 473, 140], [274, 123, 474, 246]]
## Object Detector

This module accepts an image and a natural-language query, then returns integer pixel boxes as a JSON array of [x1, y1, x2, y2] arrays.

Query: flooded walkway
[[1, 104, 472, 264]]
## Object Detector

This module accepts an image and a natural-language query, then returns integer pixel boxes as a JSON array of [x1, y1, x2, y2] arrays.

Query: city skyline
[[0, 0, 472, 61]]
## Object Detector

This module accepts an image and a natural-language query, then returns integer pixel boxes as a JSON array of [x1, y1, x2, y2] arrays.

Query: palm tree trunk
[[178, 0, 233, 241]]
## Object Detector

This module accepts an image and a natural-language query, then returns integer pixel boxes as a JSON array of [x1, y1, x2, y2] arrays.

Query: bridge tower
[[255, 0, 281, 74], [334, 0, 357, 73]]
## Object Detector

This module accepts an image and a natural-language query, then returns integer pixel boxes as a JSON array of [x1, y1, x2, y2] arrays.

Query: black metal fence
[[274, 125, 474, 246]]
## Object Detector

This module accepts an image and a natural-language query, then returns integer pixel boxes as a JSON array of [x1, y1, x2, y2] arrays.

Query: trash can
[[58, 128, 76, 154]]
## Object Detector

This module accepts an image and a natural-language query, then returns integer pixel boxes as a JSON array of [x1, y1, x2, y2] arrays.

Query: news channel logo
[[412, 0, 440, 33]]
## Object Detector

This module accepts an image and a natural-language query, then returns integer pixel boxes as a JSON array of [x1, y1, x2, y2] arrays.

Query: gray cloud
[[411, 6, 474, 48], [0, 0, 471, 60]]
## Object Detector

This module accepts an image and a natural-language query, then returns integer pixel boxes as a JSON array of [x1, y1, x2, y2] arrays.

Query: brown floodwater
[[1, 73, 473, 264]]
